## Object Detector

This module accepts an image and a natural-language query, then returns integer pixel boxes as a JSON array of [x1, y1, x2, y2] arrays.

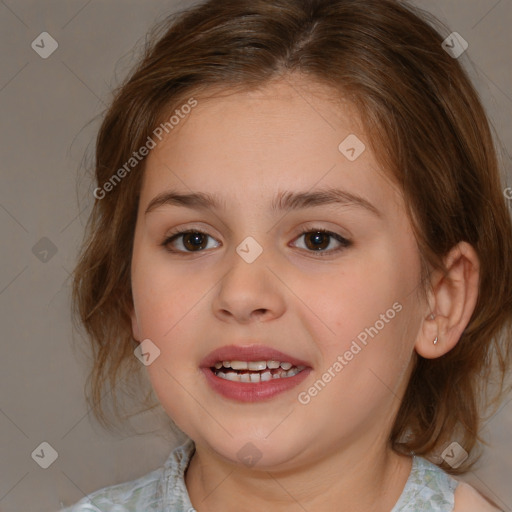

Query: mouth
[[200, 344, 312, 402], [211, 360, 307, 382]]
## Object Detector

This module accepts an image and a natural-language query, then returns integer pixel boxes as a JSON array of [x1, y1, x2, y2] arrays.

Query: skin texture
[[454, 482, 502, 511], [130, 77, 482, 512]]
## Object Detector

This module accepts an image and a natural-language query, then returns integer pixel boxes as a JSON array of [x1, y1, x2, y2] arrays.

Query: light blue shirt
[[60, 438, 459, 511]]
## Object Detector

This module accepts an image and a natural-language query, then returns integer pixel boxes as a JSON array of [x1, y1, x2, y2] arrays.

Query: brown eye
[[303, 232, 331, 251], [292, 228, 351, 256], [162, 230, 219, 253], [181, 232, 208, 251]]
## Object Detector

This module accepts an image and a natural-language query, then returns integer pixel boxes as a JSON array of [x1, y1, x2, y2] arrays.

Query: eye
[[160, 226, 352, 256], [161, 229, 220, 253], [291, 227, 352, 256]]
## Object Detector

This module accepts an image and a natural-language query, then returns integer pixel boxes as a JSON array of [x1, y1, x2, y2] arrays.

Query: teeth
[[215, 360, 299, 370], [230, 360, 248, 370], [286, 367, 300, 377], [248, 361, 267, 371], [250, 372, 260, 383], [213, 365, 307, 383]]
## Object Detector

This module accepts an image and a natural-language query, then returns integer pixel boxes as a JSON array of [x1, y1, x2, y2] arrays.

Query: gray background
[[0, 1, 511, 511]]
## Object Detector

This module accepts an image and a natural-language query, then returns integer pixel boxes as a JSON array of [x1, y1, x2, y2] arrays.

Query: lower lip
[[201, 367, 312, 402]]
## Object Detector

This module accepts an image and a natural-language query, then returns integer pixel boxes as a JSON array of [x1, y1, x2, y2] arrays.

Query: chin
[[197, 429, 309, 471]]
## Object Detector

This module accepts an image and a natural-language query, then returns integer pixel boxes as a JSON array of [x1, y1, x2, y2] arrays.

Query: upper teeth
[[214, 360, 294, 371]]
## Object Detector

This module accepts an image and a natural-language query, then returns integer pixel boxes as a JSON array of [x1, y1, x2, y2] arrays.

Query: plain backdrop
[[0, 1, 511, 511]]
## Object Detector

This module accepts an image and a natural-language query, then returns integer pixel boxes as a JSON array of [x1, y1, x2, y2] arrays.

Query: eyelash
[[160, 225, 352, 257]]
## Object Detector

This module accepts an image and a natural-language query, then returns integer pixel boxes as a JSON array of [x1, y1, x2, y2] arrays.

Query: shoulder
[[59, 438, 196, 512], [453, 481, 502, 512], [59, 465, 164, 512], [391, 456, 502, 512]]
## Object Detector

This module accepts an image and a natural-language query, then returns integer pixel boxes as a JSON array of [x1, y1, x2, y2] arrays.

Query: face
[[130, 77, 426, 470]]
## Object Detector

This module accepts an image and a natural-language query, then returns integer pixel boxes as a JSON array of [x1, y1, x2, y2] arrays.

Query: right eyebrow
[[145, 191, 224, 214]]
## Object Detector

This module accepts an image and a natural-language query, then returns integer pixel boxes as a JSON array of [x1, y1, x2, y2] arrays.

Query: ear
[[130, 306, 142, 342], [415, 241, 480, 359]]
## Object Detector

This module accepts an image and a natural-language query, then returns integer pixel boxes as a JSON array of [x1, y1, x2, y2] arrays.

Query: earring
[[430, 313, 438, 344]]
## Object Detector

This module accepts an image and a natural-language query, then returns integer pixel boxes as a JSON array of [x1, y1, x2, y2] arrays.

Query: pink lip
[[200, 344, 312, 403]]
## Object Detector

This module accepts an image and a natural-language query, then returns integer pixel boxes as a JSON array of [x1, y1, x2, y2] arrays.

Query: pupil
[[184, 233, 207, 251], [306, 232, 329, 251], [181, 232, 331, 252]]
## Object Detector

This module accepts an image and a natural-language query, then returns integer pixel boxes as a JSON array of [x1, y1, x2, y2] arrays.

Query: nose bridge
[[212, 234, 286, 323]]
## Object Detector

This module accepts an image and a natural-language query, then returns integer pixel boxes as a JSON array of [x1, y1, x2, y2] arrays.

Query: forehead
[[140, 78, 401, 215]]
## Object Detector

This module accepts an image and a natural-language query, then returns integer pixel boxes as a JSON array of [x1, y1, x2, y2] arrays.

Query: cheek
[[301, 295, 415, 433], [296, 256, 411, 346], [132, 258, 208, 429], [131, 242, 208, 339], [293, 243, 420, 399]]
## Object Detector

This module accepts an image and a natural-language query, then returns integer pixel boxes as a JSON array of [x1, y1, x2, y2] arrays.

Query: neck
[[185, 434, 412, 512]]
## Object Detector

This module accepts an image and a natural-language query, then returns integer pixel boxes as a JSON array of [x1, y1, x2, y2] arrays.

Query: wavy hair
[[72, 0, 512, 473]]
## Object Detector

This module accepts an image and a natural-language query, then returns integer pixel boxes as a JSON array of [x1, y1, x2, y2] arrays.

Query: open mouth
[[200, 344, 312, 401], [211, 360, 307, 383]]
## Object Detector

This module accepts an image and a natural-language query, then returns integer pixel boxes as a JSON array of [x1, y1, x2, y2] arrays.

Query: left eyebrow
[[272, 188, 381, 217], [144, 187, 382, 218]]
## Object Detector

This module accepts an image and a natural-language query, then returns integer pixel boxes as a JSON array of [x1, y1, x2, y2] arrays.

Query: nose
[[212, 249, 286, 324]]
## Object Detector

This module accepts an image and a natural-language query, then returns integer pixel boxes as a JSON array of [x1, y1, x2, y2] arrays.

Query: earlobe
[[415, 242, 480, 359], [415, 311, 444, 359]]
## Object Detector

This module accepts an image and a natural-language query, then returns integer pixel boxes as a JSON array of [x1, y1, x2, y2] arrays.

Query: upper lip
[[200, 344, 311, 368]]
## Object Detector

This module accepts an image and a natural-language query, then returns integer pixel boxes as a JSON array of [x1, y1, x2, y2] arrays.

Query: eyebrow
[[144, 187, 381, 217]]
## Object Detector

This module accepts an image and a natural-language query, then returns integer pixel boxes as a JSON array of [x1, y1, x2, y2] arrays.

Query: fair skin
[[130, 77, 494, 511]]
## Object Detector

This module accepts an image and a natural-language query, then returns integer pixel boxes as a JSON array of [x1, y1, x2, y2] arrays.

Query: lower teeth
[[213, 366, 304, 383]]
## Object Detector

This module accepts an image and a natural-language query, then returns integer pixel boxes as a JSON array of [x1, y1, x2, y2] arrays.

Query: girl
[[63, 0, 512, 510]]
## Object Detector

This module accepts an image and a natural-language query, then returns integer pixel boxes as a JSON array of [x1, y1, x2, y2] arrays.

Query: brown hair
[[72, 0, 512, 473]]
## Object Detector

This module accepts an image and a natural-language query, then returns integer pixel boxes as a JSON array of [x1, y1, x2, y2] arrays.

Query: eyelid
[[290, 226, 352, 256], [294, 221, 352, 241], [161, 227, 220, 254], [163, 222, 221, 242], [161, 223, 352, 257]]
